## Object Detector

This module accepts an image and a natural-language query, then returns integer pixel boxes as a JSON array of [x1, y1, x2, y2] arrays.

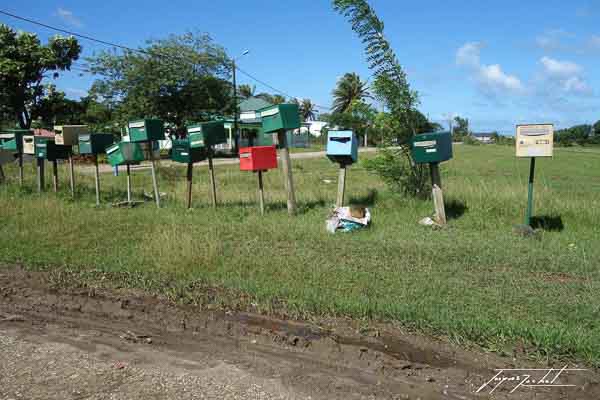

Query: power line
[[0, 9, 332, 111]]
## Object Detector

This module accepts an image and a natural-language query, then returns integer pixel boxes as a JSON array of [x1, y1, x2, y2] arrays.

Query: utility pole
[[232, 59, 238, 152]]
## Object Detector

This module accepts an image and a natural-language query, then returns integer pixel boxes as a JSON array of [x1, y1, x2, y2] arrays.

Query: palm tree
[[300, 98, 316, 121], [238, 84, 256, 99], [332, 73, 370, 114]]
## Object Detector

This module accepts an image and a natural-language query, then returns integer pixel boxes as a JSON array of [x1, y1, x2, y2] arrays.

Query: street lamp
[[232, 50, 250, 152]]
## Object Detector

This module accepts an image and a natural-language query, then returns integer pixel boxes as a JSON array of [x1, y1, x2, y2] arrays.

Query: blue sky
[[2, 0, 599, 133]]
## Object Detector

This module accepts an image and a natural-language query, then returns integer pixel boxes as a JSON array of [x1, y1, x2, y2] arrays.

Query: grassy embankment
[[1, 144, 599, 364]]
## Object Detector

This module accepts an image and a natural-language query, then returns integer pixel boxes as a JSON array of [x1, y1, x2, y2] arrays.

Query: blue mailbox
[[327, 130, 358, 165]]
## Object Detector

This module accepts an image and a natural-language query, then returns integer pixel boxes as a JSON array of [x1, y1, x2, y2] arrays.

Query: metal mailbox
[[106, 141, 145, 166], [410, 131, 453, 164], [1, 129, 30, 153], [54, 125, 88, 146], [171, 139, 207, 164], [258, 104, 301, 133], [79, 133, 114, 155], [35, 137, 71, 161], [128, 119, 164, 142], [22, 135, 36, 155], [239, 146, 278, 171], [516, 124, 553, 158], [327, 130, 358, 165], [186, 121, 227, 148]]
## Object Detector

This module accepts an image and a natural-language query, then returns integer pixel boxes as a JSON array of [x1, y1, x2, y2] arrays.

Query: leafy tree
[[256, 92, 285, 105], [0, 24, 81, 128], [30, 84, 86, 126], [238, 84, 256, 99], [452, 116, 469, 140], [555, 125, 591, 146], [300, 98, 317, 121], [332, 72, 370, 114], [593, 120, 600, 136], [333, 0, 426, 196], [87, 32, 232, 132], [329, 100, 376, 144]]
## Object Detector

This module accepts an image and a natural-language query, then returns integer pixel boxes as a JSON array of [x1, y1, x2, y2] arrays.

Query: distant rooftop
[[239, 97, 272, 113]]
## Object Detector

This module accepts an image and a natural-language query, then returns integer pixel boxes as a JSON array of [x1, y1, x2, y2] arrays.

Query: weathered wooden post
[[79, 132, 113, 206], [239, 146, 278, 215], [257, 104, 301, 216]]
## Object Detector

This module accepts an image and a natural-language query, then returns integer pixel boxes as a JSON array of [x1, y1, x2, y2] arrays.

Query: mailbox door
[[259, 104, 301, 133], [239, 146, 277, 171], [128, 119, 164, 142], [411, 132, 452, 164], [516, 124, 553, 157], [34, 137, 53, 159], [79, 133, 114, 155], [46, 143, 72, 161], [22, 136, 36, 155]]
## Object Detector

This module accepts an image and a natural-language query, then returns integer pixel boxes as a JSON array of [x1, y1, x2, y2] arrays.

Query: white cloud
[[540, 56, 581, 77], [456, 42, 524, 96], [55, 8, 83, 28], [538, 57, 591, 95], [589, 35, 600, 50], [535, 29, 573, 51]]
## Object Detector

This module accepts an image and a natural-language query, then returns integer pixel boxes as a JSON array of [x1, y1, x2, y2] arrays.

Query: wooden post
[[126, 164, 132, 204], [37, 158, 45, 192], [257, 170, 265, 216], [277, 130, 297, 215], [148, 141, 160, 208], [336, 164, 347, 208], [186, 161, 193, 209], [18, 154, 24, 186], [429, 162, 446, 226], [94, 154, 101, 206], [52, 160, 59, 193], [68, 154, 75, 198], [0, 164, 5, 183], [207, 149, 217, 208]]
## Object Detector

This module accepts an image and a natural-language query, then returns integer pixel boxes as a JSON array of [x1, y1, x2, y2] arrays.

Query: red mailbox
[[239, 146, 277, 171]]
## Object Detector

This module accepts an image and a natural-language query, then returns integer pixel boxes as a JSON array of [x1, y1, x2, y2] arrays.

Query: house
[[471, 132, 495, 144]]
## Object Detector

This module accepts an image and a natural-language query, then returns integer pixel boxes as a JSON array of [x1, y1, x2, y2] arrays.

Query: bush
[[362, 147, 429, 198]]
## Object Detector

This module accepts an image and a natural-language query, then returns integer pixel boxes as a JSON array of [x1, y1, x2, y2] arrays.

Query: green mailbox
[[128, 119, 164, 142], [1, 129, 30, 153], [35, 137, 71, 161], [410, 131, 453, 164], [186, 121, 227, 148], [171, 139, 207, 164], [106, 141, 145, 166], [79, 133, 114, 155], [258, 104, 301, 133]]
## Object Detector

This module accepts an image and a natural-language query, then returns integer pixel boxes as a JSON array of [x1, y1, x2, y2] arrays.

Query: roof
[[239, 97, 272, 113], [472, 132, 494, 137]]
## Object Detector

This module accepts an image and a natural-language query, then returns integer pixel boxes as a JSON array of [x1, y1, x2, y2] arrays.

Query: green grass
[[1, 145, 600, 364]]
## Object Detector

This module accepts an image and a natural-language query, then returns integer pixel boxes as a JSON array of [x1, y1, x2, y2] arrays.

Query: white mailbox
[[516, 124, 553, 158]]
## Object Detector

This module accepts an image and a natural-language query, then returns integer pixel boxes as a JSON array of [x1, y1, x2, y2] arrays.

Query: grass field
[[1, 144, 599, 365]]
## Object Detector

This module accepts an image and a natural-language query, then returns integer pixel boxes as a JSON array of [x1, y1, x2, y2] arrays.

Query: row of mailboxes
[[106, 141, 145, 166], [239, 146, 278, 171], [258, 104, 301, 134], [326, 130, 358, 165], [410, 131, 453, 164], [128, 119, 165, 143]]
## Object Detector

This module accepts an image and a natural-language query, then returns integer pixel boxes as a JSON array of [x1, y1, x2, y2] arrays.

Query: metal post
[[148, 141, 160, 208], [277, 130, 297, 215], [52, 160, 59, 192], [37, 158, 44, 192], [68, 154, 75, 198], [126, 164, 132, 204], [94, 154, 101, 206], [186, 161, 193, 209], [207, 149, 217, 208], [18, 154, 24, 186], [336, 164, 346, 208], [525, 157, 536, 226], [232, 59, 239, 153], [258, 170, 265, 216]]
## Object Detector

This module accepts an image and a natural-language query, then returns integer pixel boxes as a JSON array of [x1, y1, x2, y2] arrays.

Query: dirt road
[[0, 267, 598, 399]]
